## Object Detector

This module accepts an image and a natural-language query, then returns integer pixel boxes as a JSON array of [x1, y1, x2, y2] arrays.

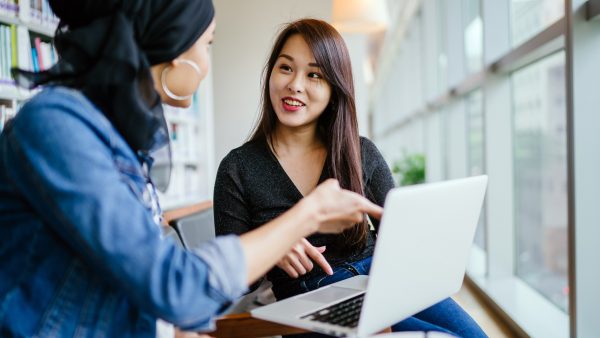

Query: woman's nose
[[287, 74, 304, 93]]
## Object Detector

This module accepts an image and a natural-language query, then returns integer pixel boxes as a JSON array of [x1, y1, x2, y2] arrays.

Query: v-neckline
[[263, 139, 327, 199]]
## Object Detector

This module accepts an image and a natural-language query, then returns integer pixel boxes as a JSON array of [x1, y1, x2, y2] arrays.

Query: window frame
[[368, 0, 600, 336]]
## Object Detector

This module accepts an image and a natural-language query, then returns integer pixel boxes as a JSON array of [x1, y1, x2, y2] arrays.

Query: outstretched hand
[[306, 179, 383, 234]]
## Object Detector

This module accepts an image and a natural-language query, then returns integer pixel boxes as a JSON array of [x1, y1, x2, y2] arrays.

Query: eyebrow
[[278, 54, 321, 68]]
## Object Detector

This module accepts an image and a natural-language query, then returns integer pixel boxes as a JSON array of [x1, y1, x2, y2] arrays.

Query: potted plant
[[392, 153, 426, 186]]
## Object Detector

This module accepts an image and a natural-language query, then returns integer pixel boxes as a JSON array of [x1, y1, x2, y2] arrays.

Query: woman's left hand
[[276, 238, 334, 278]]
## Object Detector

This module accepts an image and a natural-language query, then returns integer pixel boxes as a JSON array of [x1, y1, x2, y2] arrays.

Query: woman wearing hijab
[[0, 1, 382, 337]]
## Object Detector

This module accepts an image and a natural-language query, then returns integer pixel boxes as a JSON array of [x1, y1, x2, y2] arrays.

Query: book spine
[[0, 25, 8, 83], [40, 41, 51, 69], [0, 25, 4, 81], [5, 24, 11, 81], [19, 0, 30, 22], [31, 46, 39, 72], [9, 0, 18, 17], [10, 25, 17, 69], [34, 36, 43, 70], [16, 26, 31, 71]]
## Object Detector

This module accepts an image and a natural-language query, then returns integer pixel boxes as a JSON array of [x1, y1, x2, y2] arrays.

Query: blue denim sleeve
[[3, 90, 247, 331], [189, 235, 248, 330]]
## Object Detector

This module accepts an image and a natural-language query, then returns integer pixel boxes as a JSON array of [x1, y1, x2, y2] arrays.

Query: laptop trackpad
[[299, 286, 360, 304]]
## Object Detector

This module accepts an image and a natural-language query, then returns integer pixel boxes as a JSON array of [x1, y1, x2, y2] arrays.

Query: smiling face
[[269, 34, 332, 131]]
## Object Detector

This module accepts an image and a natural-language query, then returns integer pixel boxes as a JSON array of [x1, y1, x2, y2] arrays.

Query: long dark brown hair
[[249, 18, 368, 253]]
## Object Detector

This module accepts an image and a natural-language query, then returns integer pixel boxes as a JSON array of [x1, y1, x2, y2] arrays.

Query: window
[[510, 0, 564, 47], [463, 0, 483, 74], [466, 90, 486, 250], [436, 0, 448, 94], [512, 51, 568, 312]]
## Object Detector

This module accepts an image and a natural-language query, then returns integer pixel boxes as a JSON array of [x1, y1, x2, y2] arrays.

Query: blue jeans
[[289, 256, 487, 338]]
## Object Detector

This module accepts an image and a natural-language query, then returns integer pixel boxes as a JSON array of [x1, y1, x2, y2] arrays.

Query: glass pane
[[436, 0, 448, 94], [463, 0, 483, 74], [512, 51, 568, 312], [510, 0, 564, 47], [466, 90, 486, 250]]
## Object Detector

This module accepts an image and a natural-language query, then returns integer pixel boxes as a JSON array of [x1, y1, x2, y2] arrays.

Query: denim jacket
[[0, 87, 247, 337]]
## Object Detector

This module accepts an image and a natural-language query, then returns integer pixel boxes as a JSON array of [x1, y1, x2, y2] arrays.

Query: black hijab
[[12, 0, 215, 156]]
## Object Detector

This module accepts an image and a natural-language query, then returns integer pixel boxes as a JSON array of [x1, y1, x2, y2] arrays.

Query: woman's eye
[[308, 72, 322, 79], [279, 65, 292, 72]]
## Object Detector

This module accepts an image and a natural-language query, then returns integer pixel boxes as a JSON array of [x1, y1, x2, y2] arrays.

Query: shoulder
[[21, 86, 100, 119], [217, 139, 270, 174], [15, 86, 112, 135], [359, 136, 389, 175], [359, 136, 385, 163], [359, 136, 379, 154]]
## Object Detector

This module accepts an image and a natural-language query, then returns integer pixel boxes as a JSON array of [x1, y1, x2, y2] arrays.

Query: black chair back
[[169, 208, 215, 250]]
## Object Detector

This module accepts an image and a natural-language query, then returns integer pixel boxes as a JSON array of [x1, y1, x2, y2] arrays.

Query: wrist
[[295, 195, 321, 236]]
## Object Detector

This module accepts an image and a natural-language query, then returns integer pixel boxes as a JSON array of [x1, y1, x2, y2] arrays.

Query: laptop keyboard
[[301, 293, 364, 328]]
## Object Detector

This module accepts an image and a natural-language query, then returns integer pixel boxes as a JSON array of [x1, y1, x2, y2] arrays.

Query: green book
[[11, 25, 18, 69]]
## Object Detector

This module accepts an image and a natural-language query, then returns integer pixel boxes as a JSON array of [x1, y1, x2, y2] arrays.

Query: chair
[[170, 207, 215, 250], [163, 201, 309, 337]]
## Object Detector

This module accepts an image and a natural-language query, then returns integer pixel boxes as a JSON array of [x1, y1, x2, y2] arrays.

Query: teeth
[[284, 99, 303, 107]]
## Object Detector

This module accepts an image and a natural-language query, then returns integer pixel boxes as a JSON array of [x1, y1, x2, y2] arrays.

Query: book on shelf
[[0, 0, 19, 18], [1, 0, 58, 27], [16, 25, 32, 70], [0, 22, 56, 87], [18, 0, 59, 27], [163, 103, 204, 163], [0, 23, 14, 85]]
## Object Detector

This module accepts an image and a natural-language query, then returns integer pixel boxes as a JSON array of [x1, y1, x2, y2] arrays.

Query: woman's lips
[[282, 97, 305, 112]]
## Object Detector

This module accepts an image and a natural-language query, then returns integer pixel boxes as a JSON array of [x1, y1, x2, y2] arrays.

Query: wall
[[341, 33, 370, 137]]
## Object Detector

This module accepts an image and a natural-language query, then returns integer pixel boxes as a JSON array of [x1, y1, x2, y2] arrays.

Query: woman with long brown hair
[[214, 19, 486, 337]]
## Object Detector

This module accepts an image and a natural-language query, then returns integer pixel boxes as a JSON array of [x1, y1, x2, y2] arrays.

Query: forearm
[[239, 198, 318, 284], [239, 179, 383, 285]]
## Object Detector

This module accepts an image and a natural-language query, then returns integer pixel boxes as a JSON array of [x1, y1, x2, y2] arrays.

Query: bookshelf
[[0, 0, 215, 210], [0, 0, 57, 132], [156, 73, 215, 210]]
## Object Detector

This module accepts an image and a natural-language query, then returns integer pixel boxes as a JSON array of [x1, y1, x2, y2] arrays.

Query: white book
[[40, 41, 52, 69], [5, 25, 12, 80], [0, 26, 5, 81], [18, 0, 31, 23], [16, 26, 32, 71], [1, 25, 9, 81]]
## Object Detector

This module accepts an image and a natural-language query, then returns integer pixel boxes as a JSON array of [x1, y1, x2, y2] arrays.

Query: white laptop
[[252, 175, 488, 337]]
